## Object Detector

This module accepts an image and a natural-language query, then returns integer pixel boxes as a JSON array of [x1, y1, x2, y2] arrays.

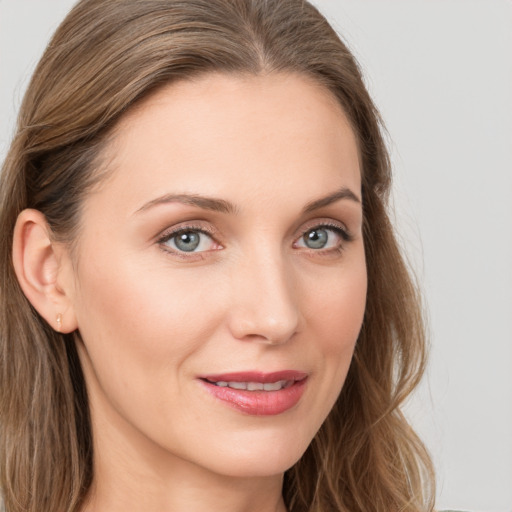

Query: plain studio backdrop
[[0, 1, 511, 511]]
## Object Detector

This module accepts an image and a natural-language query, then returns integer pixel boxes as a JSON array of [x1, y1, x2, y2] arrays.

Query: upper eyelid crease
[[158, 227, 220, 255], [157, 224, 217, 242]]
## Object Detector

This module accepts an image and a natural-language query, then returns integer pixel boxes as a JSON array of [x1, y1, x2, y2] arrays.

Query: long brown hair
[[0, 0, 435, 510]]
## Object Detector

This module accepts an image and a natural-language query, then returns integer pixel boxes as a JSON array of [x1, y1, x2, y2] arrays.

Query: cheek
[[280, 254, 366, 449], [304, 251, 367, 394], [306, 254, 367, 350], [72, 251, 227, 391]]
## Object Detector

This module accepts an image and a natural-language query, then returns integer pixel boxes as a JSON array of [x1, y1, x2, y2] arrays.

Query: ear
[[12, 209, 78, 333]]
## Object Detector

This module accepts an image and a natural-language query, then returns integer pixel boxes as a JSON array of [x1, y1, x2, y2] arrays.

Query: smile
[[199, 371, 308, 416]]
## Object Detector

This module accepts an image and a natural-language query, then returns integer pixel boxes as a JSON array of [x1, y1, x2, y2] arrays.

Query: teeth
[[263, 380, 287, 391], [228, 381, 247, 390], [211, 380, 290, 391]]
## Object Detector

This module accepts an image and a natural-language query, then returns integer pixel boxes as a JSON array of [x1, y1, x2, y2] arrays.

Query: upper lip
[[199, 370, 308, 383]]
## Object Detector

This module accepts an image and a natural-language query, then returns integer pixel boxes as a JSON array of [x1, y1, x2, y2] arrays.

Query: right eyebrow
[[133, 193, 239, 216], [302, 187, 361, 213]]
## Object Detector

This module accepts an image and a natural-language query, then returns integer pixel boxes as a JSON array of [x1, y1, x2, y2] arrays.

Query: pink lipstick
[[199, 371, 307, 416]]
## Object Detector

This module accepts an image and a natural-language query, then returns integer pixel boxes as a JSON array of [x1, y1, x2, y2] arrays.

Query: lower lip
[[200, 379, 307, 416]]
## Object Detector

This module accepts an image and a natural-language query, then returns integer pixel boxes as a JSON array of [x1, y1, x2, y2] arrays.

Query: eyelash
[[157, 224, 219, 258], [294, 222, 353, 253], [157, 222, 353, 257], [308, 222, 352, 242]]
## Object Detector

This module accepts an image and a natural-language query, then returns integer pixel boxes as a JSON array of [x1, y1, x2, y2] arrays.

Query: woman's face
[[66, 73, 367, 479]]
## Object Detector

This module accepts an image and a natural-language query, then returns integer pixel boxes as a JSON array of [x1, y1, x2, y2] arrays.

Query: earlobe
[[12, 209, 77, 333]]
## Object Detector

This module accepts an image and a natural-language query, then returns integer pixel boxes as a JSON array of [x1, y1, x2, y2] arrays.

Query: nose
[[227, 251, 300, 345]]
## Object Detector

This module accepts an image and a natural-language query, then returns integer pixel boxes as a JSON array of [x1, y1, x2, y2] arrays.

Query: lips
[[199, 371, 308, 416]]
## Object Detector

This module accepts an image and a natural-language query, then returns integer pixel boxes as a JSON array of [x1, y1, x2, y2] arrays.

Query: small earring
[[56, 313, 62, 333]]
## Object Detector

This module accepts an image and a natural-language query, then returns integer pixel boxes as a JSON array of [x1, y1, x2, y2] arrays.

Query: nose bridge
[[228, 244, 299, 344]]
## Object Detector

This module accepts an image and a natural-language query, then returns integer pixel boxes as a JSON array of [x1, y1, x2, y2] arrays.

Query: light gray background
[[1, 1, 511, 511]]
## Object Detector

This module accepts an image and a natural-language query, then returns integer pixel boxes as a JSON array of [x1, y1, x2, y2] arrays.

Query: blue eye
[[160, 229, 217, 253], [296, 226, 348, 250], [303, 228, 329, 249]]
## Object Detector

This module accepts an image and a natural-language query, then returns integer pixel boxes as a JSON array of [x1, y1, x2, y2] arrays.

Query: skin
[[15, 73, 367, 512]]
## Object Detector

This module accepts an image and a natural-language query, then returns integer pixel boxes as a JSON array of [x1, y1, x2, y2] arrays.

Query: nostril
[[228, 314, 299, 346]]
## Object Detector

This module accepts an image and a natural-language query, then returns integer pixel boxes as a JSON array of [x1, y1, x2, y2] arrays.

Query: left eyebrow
[[302, 187, 361, 213], [134, 193, 238, 215]]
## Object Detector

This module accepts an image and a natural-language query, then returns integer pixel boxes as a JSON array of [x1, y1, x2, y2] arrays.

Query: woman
[[0, 0, 436, 511]]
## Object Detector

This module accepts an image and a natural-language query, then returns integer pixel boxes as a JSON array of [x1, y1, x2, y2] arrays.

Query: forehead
[[91, 72, 361, 216]]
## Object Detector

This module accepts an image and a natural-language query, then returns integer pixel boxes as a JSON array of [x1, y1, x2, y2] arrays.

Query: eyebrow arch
[[303, 187, 361, 213], [134, 193, 238, 215]]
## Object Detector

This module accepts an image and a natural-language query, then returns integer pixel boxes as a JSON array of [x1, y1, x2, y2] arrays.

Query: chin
[[196, 429, 314, 479]]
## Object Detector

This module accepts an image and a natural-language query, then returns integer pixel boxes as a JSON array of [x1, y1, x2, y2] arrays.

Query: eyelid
[[156, 222, 223, 256], [154, 218, 354, 258], [293, 220, 354, 252], [157, 223, 215, 240], [296, 219, 352, 240]]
